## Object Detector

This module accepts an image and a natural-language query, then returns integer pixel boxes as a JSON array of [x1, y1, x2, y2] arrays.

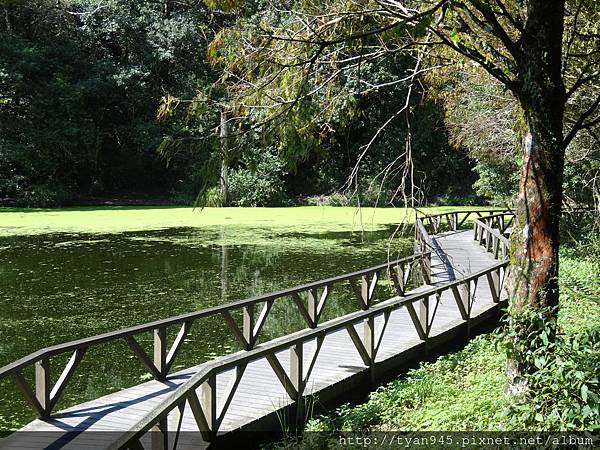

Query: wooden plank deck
[[1, 229, 504, 450]]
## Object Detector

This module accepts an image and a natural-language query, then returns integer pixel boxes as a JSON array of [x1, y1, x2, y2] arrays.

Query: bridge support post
[[243, 304, 255, 349]]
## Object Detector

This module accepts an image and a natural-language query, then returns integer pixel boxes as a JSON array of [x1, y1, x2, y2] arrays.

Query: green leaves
[[581, 384, 589, 402]]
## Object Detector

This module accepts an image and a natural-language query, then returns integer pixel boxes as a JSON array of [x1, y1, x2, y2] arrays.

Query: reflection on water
[[0, 225, 412, 430]]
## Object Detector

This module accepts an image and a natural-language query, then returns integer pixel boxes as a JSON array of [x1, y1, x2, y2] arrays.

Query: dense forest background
[[1, 0, 597, 208]]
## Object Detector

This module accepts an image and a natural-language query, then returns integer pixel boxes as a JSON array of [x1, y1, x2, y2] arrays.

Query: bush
[[228, 148, 287, 206], [506, 326, 600, 430], [24, 184, 71, 207]]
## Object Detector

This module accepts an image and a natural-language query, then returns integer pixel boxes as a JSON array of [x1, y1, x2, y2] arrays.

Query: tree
[[210, 0, 600, 391], [0, 0, 216, 205]]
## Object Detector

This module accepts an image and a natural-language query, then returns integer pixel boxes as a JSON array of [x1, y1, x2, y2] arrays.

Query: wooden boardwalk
[[0, 211, 512, 450]]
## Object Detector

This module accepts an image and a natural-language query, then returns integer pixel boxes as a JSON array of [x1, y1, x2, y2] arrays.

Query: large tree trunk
[[506, 0, 567, 395]]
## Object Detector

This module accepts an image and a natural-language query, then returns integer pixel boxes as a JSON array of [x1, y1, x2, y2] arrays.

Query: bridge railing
[[473, 212, 515, 260], [0, 252, 430, 420], [416, 208, 513, 235], [114, 263, 509, 448], [414, 209, 513, 282]]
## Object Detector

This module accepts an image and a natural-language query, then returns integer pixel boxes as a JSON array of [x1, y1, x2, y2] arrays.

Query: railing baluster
[[406, 301, 426, 340], [487, 270, 501, 303], [243, 304, 254, 349], [14, 370, 44, 417], [307, 289, 318, 325], [391, 264, 405, 295], [291, 342, 304, 423], [201, 373, 217, 440], [188, 389, 212, 442], [168, 402, 186, 450], [420, 296, 429, 339], [266, 352, 297, 399], [165, 321, 191, 371], [216, 364, 246, 430], [126, 335, 162, 379], [364, 316, 375, 382], [252, 300, 274, 345], [421, 253, 432, 284], [291, 293, 314, 328], [35, 358, 50, 418], [49, 348, 86, 411], [154, 327, 167, 379]]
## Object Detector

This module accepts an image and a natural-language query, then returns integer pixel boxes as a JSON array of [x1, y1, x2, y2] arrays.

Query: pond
[[0, 218, 414, 430]]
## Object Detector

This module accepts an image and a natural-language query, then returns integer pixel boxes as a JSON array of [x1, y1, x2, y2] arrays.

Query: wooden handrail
[[416, 208, 514, 234], [0, 251, 430, 418], [472, 213, 514, 260]]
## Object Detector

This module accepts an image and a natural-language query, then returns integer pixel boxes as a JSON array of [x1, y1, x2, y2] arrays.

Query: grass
[[290, 249, 600, 442], [0, 205, 482, 237]]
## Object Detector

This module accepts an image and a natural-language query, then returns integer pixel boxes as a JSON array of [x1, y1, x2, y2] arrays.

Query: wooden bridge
[[0, 210, 515, 449]]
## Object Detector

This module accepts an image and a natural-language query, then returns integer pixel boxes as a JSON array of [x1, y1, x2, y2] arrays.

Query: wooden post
[[35, 358, 50, 417], [243, 304, 255, 349], [364, 316, 376, 382], [465, 283, 473, 338], [154, 327, 167, 379], [393, 264, 405, 295], [151, 417, 168, 450], [361, 275, 370, 309], [308, 289, 318, 325], [420, 296, 429, 352], [421, 253, 431, 285], [201, 374, 217, 440], [487, 269, 501, 303], [290, 342, 304, 426]]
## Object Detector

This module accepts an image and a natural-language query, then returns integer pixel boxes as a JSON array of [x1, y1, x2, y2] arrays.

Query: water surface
[[0, 224, 412, 430]]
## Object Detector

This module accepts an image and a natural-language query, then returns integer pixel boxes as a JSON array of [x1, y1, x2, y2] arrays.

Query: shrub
[[228, 148, 287, 206], [24, 184, 71, 207], [506, 327, 600, 431]]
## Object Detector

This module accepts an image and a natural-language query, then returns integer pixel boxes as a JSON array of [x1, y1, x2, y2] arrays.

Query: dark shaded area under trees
[[2, 0, 478, 207]]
